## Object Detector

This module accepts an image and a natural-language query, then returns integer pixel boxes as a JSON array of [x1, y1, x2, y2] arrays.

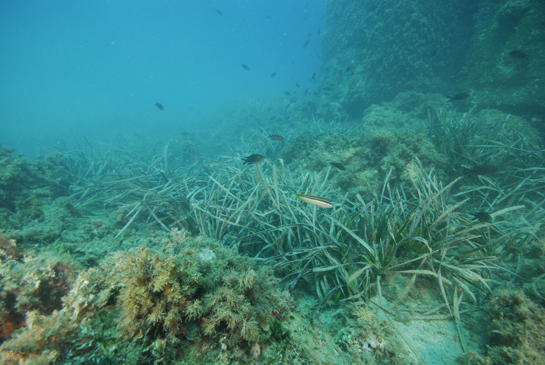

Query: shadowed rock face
[[319, 0, 545, 119], [0, 145, 70, 215], [320, 0, 479, 115], [464, 0, 545, 115]]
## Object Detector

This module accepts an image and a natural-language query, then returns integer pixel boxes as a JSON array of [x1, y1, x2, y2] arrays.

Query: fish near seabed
[[242, 154, 265, 165], [269, 134, 285, 142], [271, 72, 276, 78], [471, 212, 492, 223], [241, 64, 251, 71], [330, 162, 346, 171], [296, 194, 333, 208], [508, 50, 530, 60], [446, 92, 469, 102], [155, 102, 164, 110]]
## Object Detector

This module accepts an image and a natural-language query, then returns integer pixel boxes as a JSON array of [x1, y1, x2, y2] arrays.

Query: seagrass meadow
[[2, 0, 545, 364], [0, 90, 544, 364]]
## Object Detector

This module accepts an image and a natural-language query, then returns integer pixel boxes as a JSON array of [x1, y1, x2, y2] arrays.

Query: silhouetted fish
[[330, 162, 346, 171], [311, 72, 316, 80], [447, 92, 469, 102], [271, 72, 276, 78], [284, 91, 291, 96], [215, 9, 223, 15], [296, 82, 300, 88], [155, 102, 164, 110], [241, 64, 250, 71], [269, 134, 285, 142], [508, 50, 529, 60], [242, 154, 265, 165], [303, 40, 310, 48], [471, 212, 492, 222]]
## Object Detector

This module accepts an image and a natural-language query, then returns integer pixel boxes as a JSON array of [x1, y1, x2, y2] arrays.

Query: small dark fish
[[241, 64, 250, 71], [447, 92, 469, 102], [471, 212, 492, 223], [283, 91, 291, 96], [330, 162, 346, 171], [265, 15, 272, 19], [179, 195, 191, 212], [508, 50, 529, 60], [322, 86, 333, 91], [305, 89, 308, 95], [242, 154, 265, 165], [307, 33, 312, 38], [215, 9, 223, 15], [303, 40, 310, 48], [271, 72, 276, 78], [180, 131, 191, 136], [317, 27, 321, 36], [296, 82, 300, 88], [155, 102, 164, 110], [311, 72, 316, 80], [463, 165, 499, 175], [269, 134, 285, 142]]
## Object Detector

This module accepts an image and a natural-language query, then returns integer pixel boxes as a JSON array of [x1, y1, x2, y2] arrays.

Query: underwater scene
[[1, 0, 545, 364]]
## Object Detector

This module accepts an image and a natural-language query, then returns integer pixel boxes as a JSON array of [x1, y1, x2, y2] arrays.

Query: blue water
[[0, 0, 325, 156]]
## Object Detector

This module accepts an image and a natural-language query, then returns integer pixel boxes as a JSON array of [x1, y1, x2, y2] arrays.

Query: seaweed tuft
[[105, 229, 292, 351]]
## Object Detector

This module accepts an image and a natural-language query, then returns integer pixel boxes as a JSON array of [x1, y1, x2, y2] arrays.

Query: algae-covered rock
[[108, 229, 292, 348], [0, 145, 70, 232], [458, 289, 545, 365], [464, 0, 545, 113], [0, 231, 80, 344], [0, 229, 297, 364], [320, 0, 478, 114], [362, 91, 447, 131], [280, 94, 447, 196]]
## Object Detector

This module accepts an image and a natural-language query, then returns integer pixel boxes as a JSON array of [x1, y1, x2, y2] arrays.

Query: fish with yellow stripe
[[295, 194, 334, 208]]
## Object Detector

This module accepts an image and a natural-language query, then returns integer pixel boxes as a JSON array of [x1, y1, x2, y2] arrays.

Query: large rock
[[320, 0, 478, 118]]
